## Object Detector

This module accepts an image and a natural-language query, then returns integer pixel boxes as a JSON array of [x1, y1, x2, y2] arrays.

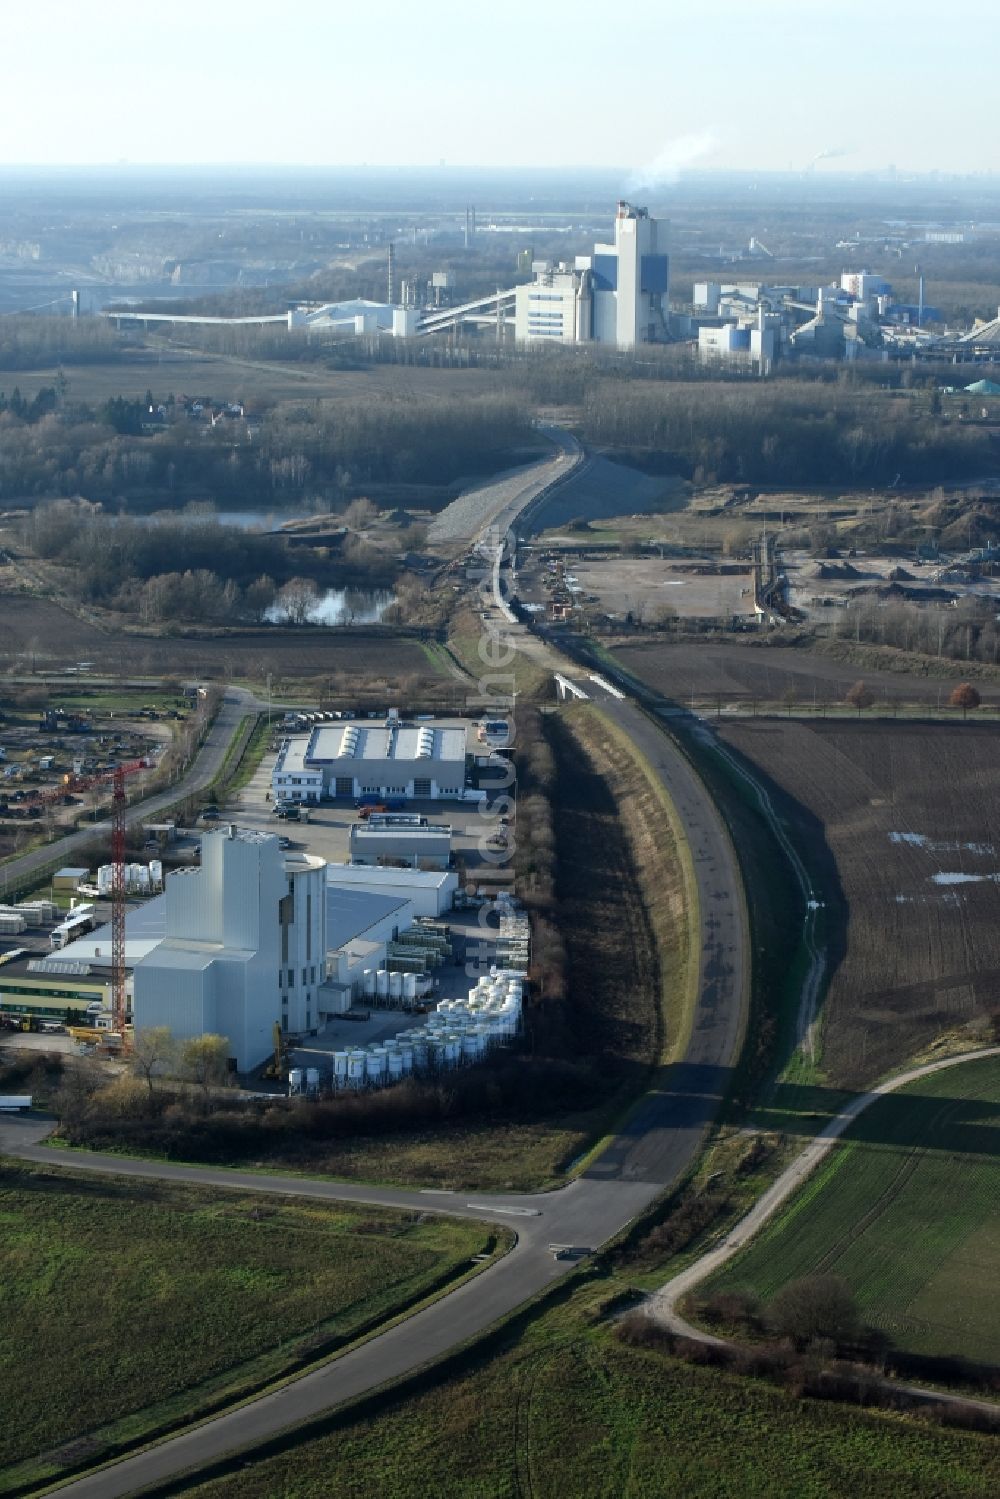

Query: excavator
[[263, 1020, 289, 1082]]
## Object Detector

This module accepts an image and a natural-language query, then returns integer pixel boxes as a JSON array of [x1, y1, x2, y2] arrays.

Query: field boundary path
[[647, 1046, 1000, 1352], [0, 688, 265, 895]]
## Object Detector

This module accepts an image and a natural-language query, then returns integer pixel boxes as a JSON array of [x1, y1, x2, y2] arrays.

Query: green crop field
[[187, 1298, 1000, 1499], [0, 1165, 491, 1492], [706, 1055, 1000, 1365]]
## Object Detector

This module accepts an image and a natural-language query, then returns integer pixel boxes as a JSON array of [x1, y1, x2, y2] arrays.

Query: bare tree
[[130, 1026, 176, 1096], [768, 1274, 861, 1351]]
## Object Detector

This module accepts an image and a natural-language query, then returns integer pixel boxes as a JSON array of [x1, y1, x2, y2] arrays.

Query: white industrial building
[[326, 864, 459, 919], [133, 827, 327, 1069], [514, 201, 669, 350], [272, 720, 470, 805], [349, 815, 452, 869]]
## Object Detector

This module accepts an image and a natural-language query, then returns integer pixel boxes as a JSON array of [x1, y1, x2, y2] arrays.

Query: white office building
[[272, 721, 469, 804], [514, 201, 669, 350], [133, 827, 326, 1070]]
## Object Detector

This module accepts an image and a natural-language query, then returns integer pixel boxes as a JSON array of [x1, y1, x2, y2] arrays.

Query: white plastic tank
[[333, 1051, 349, 1079], [461, 1033, 478, 1061], [305, 1067, 320, 1093], [288, 1067, 304, 1093], [389, 971, 403, 1001], [376, 970, 390, 1000], [397, 1041, 414, 1073], [387, 1050, 404, 1080], [347, 1052, 366, 1086], [149, 859, 163, 887], [363, 969, 377, 999], [366, 1048, 387, 1081], [412, 1035, 429, 1069], [444, 1035, 461, 1067]]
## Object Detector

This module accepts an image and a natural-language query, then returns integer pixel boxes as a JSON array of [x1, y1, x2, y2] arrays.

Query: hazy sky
[[0, 0, 994, 175]]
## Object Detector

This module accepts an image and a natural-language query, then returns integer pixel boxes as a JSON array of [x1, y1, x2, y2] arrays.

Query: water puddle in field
[[889, 832, 995, 856]]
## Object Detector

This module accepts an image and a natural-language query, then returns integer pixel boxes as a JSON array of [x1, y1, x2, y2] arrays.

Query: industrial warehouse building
[[272, 720, 470, 805], [0, 826, 461, 1069], [348, 815, 452, 869], [132, 827, 327, 1069]]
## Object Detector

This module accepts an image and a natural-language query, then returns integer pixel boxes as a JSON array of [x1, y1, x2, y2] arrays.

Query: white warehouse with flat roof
[[272, 721, 469, 805]]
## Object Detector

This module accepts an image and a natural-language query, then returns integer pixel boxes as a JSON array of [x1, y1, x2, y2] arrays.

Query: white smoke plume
[[625, 132, 717, 194]]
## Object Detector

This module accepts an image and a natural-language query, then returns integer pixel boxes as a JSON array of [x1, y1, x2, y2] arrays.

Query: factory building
[[325, 864, 459, 919], [133, 827, 327, 1069], [349, 814, 452, 869], [514, 201, 669, 350], [272, 720, 470, 805]]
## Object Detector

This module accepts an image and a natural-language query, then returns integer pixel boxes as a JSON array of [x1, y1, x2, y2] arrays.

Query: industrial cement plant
[[0, 712, 525, 1083]]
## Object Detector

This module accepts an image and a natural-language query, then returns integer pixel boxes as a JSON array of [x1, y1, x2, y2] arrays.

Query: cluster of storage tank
[[96, 861, 162, 895], [362, 968, 434, 1007], [287, 1066, 321, 1096], [328, 971, 524, 1091]]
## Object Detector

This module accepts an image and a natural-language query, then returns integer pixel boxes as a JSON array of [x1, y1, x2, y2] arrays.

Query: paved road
[[0, 688, 264, 893], [428, 425, 582, 545], [2, 683, 748, 1496], [648, 1045, 1000, 1341], [1, 469, 752, 1493]]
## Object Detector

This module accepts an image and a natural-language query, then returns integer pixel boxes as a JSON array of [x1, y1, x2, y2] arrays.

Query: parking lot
[[228, 746, 515, 878]]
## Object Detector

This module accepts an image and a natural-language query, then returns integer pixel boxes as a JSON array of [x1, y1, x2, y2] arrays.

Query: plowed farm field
[[611, 639, 1000, 710], [717, 718, 1000, 1086], [0, 594, 435, 682]]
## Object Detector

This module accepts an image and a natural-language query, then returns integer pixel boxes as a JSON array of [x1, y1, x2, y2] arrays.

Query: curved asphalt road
[[0, 688, 264, 893], [1, 687, 748, 1496], [0, 463, 751, 1493]]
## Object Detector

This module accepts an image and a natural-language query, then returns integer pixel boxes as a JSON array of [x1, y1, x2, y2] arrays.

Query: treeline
[[835, 598, 1000, 668], [0, 391, 533, 505], [21, 502, 394, 620], [578, 380, 995, 486], [0, 316, 129, 370]]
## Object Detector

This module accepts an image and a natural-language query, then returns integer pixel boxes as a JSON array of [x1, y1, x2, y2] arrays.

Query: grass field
[[0, 1165, 490, 1491], [185, 1291, 1000, 1499], [7, 348, 504, 406], [706, 1055, 1000, 1366], [715, 718, 1000, 1086]]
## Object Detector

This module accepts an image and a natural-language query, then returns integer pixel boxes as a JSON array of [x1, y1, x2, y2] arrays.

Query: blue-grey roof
[[325, 886, 410, 949]]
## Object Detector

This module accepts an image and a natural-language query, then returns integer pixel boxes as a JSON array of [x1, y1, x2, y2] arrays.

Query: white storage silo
[[398, 1041, 414, 1073], [363, 969, 377, 1000], [305, 1067, 320, 1094], [288, 1067, 304, 1094], [366, 1048, 387, 1082], [333, 1051, 349, 1081], [347, 1051, 366, 1087], [387, 1050, 404, 1081], [376, 969, 390, 1001], [150, 860, 163, 888], [389, 971, 403, 1003]]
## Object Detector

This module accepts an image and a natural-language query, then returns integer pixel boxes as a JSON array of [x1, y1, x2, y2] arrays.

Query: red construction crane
[[29, 759, 149, 1040]]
